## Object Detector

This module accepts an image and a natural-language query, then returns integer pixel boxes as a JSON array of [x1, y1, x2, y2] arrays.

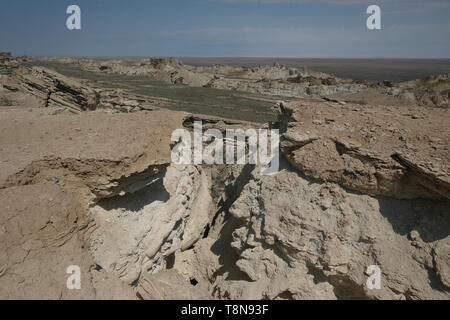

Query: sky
[[0, 0, 449, 58]]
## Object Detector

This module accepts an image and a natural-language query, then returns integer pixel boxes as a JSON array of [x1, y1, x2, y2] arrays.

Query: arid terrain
[[0, 52, 449, 300], [180, 57, 450, 83]]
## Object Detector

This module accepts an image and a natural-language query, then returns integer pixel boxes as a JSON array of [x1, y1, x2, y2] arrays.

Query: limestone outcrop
[[38, 56, 450, 108], [174, 165, 449, 299], [1, 55, 449, 300], [275, 101, 450, 200], [1, 59, 161, 113]]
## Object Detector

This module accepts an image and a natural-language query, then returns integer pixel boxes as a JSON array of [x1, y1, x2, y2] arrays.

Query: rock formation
[[275, 101, 449, 200], [174, 164, 449, 299], [0, 55, 449, 300], [39, 56, 450, 108], [1, 59, 162, 113]]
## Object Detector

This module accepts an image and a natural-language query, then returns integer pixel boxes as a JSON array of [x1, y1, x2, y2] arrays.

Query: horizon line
[[16, 54, 450, 60]]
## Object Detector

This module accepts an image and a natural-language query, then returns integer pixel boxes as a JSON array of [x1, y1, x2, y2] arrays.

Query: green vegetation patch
[[26, 61, 277, 123]]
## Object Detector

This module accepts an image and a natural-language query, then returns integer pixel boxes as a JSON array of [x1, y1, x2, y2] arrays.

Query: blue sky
[[0, 0, 449, 57]]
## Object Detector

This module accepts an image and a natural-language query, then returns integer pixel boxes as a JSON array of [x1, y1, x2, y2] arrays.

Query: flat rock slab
[[277, 101, 450, 199], [0, 108, 186, 188]]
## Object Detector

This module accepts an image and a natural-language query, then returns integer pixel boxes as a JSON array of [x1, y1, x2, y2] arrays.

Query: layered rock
[[89, 164, 212, 285], [275, 101, 450, 200], [37, 56, 450, 107], [173, 164, 450, 300], [43, 57, 212, 87], [0, 103, 211, 299], [1, 55, 449, 301], [1, 60, 160, 113]]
